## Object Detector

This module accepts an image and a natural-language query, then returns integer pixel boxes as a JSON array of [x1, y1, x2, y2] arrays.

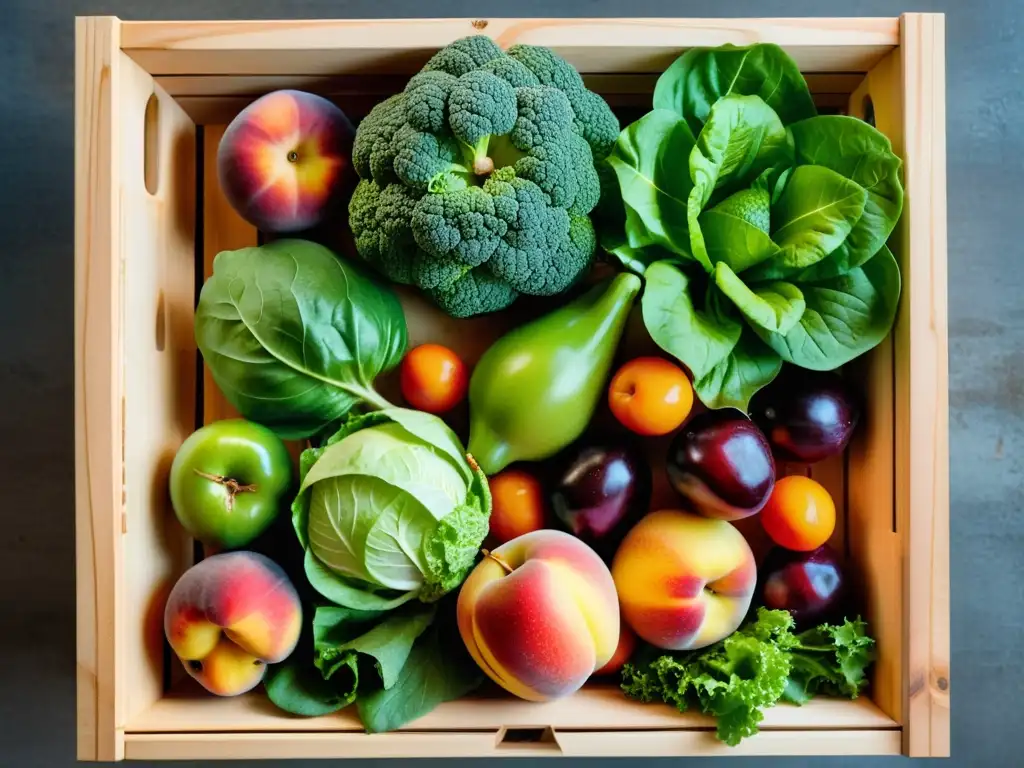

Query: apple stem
[[481, 549, 514, 575], [193, 468, 258, 511]]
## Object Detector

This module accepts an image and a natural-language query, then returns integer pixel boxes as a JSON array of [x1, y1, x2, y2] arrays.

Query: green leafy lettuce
[[292, 408, 491, 609], [600, 43, 904, 409], [620, 608, 875, 746]]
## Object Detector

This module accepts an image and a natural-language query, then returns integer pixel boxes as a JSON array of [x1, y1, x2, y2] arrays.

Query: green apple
[[169, 419, 293, 549]]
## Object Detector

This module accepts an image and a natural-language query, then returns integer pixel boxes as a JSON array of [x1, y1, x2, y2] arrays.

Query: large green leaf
[[699, 203, 780, 274], [788, 116, 904, 280], [195, 240, 407, 439], [605, 109, 698, 258], [713, 262, 805, 335], [303, 550, 417, 611], [693, 326, 783, 410], [641, 261, 742, 380], [766, 165, 868, 272], [755, 245, 901, 370], [688, 94, 791, 268], [653, 43, 817, 137]]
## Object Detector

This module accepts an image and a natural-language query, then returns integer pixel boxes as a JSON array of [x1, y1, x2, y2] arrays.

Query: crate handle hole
[[497, 727, 560, 752], [144, 92, 161, 195], [155, 290, 166, 352], [861, 95, 876, 127]]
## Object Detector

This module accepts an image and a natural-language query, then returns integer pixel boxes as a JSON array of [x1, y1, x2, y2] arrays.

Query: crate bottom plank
[[127, 684, 896, 734], [123, 729, 902, 760]]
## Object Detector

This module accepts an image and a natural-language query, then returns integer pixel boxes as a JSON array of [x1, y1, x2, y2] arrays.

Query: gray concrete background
[[1, 0, 1017, 765]]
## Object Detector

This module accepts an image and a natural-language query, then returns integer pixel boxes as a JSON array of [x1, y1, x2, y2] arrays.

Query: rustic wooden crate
[[75, 14, 949, 761]]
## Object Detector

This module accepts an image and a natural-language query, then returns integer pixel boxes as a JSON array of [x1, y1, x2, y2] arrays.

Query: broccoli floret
[[347, 35, 619, 317]]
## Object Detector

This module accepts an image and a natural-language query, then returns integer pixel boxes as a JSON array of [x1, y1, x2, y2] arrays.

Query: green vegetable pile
[[601, 43, 904, 409], [621, 608, 876, 745], [347, 35, 619, 318]]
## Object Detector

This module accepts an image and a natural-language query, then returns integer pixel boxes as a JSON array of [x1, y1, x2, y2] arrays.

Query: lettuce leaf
[[621, 608, 875, 746]]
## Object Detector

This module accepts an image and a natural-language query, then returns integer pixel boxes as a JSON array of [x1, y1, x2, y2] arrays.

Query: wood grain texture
[[127, 682, 895, 733], [120, 18, 898, 76], [898, 12, 950, 758], [74, 15, 124, 762], [118, 54, 197, 730], [122, 729, 901, 760], [844, 48, 903, 731]]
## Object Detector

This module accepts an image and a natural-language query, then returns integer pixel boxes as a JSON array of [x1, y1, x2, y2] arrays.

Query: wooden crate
[[75, 15, 949, 761]]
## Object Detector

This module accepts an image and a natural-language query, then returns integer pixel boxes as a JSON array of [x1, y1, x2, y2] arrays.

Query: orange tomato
[[761, 475, 836, 551], [488, 469, 547, 545], [400, 344, 468, 414], [608, 357, 694, 436]]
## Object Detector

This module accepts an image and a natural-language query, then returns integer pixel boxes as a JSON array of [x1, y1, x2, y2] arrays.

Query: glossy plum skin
[[749, 370, 861, 464], [549, 443, 652, 559], [758, 545, 847, 628], [666, 410, 775, 521]]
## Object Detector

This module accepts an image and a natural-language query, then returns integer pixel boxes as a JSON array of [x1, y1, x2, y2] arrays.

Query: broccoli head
[[348, 35, 620, 317]]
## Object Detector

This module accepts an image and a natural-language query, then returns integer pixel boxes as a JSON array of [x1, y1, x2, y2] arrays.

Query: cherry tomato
[[760, 475, 836, 551], [400, 344, 468, 414], [488, 469, 547, 545], [608, 357, 694, 436]]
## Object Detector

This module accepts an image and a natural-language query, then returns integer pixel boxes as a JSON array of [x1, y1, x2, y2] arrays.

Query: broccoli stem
[[460, 136, 494, 177]]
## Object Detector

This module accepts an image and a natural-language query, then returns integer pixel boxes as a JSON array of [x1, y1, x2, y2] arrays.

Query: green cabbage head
[[292, 408, 491, 610]]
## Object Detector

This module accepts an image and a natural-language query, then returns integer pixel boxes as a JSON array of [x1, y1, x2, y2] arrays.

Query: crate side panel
[[119, 55, 198, 727], [844, 50, 903, 729], [122, 18, 897, 76], [75, 15, 124, 762], [898, 12, 950, 758]]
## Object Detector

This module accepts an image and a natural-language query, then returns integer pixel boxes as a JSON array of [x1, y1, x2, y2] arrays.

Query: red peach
[[217, 89, 356, 233], [164, 551, 302, 696], [457, 530, 619, 701], [612, 509, 756, 651]]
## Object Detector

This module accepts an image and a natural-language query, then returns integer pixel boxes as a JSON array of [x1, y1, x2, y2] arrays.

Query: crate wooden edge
[[123, 729, 903, 760]]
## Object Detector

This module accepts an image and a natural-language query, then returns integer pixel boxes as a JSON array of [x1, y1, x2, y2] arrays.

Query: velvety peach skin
[[217, 89, 356, 233], [612, 509, 756, 651], [458, 530, 619, 701], [164, 551, 302, 696]]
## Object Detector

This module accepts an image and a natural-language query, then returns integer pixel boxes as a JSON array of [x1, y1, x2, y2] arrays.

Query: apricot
[[612, 509, 756, 651], [457, 530, 619, 701], [164, 552, 302, 696]]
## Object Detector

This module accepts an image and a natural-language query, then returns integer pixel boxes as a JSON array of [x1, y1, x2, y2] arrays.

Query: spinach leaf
[[688, 94, 791, 268], [653, 43, 817, 137], [713, 262, 805, 335], [195, 239, 407, 440], [265, 653, 356, 717], [756, 245, 901, 370], [641, 261, 743, 380], [766, 165, 868, 273], [788, 116, 904, 280], [693, 326, 782, 411], [605, 110, 698, 259], [699, 202, 779, 273], [357, 602, 483, 733]]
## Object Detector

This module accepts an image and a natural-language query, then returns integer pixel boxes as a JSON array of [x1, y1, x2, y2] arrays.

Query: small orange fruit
[[608, 357, 694, 436], [488, 469, 547, 545], [761, 475, 836, 551], [400, 344, 468, 414]]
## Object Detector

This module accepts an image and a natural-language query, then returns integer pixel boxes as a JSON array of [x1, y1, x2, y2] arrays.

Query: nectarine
[[612, 509, 756, 651], [164, 552, 302, 696], [218, 89, 356, 233], [457, 530, 619, 701]]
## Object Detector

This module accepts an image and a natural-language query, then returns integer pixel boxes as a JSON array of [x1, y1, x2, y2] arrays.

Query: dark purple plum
[[749, 369, 861, 464], [758, 545, 847, 628], [549, 443, 651, 560], [666, 409, 775, 521]]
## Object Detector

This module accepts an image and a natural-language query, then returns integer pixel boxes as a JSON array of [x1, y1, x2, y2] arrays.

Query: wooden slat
[[200, 125, 254, 424], [75, 15, 124, 762], [123, 728, 901, 760], [121, 18, 898, 76], [897, 12, 950, 758], [844, 51, 903, 731], [127, 683, 896, 734], [118, 50, 198, 734], [156, 72, 865, 98]]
